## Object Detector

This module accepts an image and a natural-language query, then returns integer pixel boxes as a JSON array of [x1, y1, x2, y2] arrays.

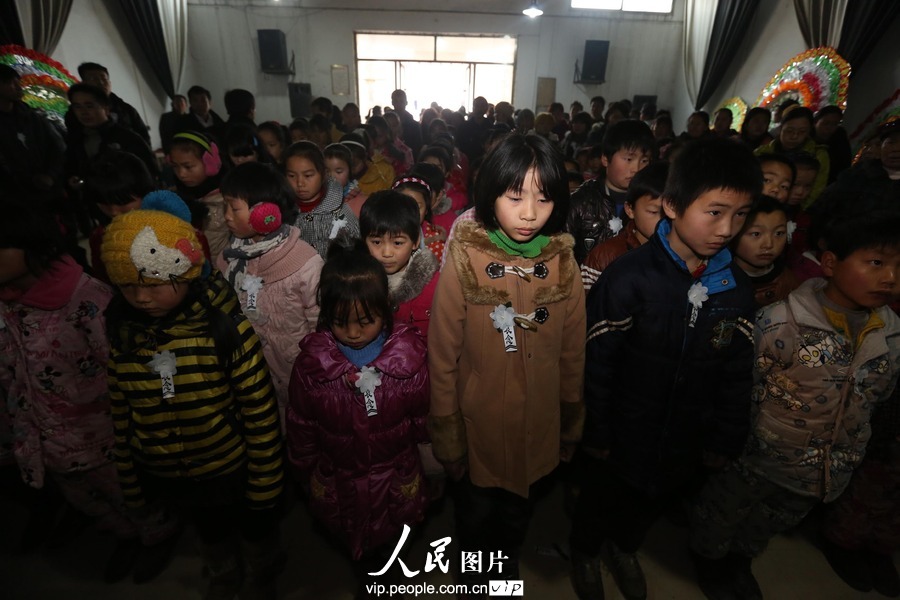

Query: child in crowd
[[325, 142, 367, 217], [216, 162, 323, 422], [393, 174, 447, 264], [224, 124, 274, 169], [345, 131, 395, 195], [731, 195, 799, 307], [581, 161, 668, 291], [0, 202, 177, 583], [285, 241, 430, 595], [420, 145, 467, 212], [102, 196, 284, 599], [428, 134, 586, 584], [257, 121, 287, 165], [168, 131, 230, 257], [759, 154, 795, 204], [690, 207, 900, 600], [283, 141, 359, 257], [83, 150, 156, 283], [567, 119, 655, 263], [367, 115, 412, 175], [570, 138, 761, 600], [755, 105, 830, 208], [410, 161, 455, 237], [361, 190, 440, 339], [288, 118, 310, 143]]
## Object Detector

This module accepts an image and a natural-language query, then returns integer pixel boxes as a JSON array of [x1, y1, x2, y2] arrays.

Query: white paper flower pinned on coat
[[786, 220, 797, 244], [490, 304, 517, 331], [687, 281, 709, 328], [608, 216, 623, 235]]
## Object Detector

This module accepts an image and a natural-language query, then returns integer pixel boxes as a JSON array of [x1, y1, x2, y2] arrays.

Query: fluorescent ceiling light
[[572, 0, 622, 8], [523, 2, 544, 17], [572, 0, 672, 11]]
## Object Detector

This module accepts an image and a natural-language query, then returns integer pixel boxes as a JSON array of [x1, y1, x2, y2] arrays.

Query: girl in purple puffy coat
[[285, 240, 432, 593]]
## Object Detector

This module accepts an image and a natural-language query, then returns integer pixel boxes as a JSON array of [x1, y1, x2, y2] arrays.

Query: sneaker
[[104, 537, 141, 583], [728, 554, 762, 600], [820, 539, 872, 592], [868, 551, 900, 598], [692, 551, 740, 600], [133, 530, 181, 584], [571, 548, 605, 600], [601, 541, 646, 600]]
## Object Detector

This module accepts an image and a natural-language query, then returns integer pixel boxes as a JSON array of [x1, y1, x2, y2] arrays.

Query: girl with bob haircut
[[428, 133, 587, 585]]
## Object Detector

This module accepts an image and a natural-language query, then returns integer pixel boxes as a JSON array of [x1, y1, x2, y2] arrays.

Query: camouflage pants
[[690, 459, 818, 559]]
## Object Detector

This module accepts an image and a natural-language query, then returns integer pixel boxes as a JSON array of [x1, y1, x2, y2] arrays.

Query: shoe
[[241, 533, 287, 600], [728, 554, 762, 600], [820, 539, 872, 592], [104, 537, 141, 583], [571, 548, 605, 600], [692, 551, 739, 600], [133, 530, 181, 584], [868, 551, 900, 598], [200, 539, 242, 600], [601, 541, 646, 600]]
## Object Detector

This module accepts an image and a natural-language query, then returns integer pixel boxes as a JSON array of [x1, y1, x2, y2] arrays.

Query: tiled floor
[[0, 471, 891, 600]]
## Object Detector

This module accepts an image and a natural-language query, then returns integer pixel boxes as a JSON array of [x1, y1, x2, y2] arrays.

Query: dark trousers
[[453, 476, 536, 574], [570, 456, 704, 557]]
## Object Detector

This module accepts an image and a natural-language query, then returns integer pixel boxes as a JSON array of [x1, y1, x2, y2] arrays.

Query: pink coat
[[0, 257, 114, 488], [216, 226, 323, 412], [285, 324, 430, 559]]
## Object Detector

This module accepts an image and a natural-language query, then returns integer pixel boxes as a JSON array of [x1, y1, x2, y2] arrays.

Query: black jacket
[[65, 92, 150, 146], [583, 221, 756, 493], [65, 120, 159, 181], [0, 102, 66, 190]]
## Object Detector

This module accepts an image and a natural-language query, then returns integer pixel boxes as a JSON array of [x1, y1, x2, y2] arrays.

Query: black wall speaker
[[581, 40, 610, 84], [289, 82, 312, 119], [258, 29, 289, 74]]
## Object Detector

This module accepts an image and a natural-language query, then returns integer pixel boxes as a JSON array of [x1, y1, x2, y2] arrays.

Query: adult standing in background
[[158, 94, 187, 152], [391, 89, 423, 159], [455, 95, 491, 163], [175, 85, 225, 140], [65, 62, 150, 146]]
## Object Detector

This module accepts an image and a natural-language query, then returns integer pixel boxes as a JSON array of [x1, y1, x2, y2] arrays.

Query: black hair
[[689, 111, 710, 126], [792, 152, 821, 172], [591, 96, 605, 105], [366, 115, 390, 135], [308, 113, 332, 133], [814, 105, 843, 123], [624, 161, 668, 207], [474, 133, 569, 235], [258, 121, 287, 148], [822, 204, 900, 260], [567, 171, 584, 186], [84, 150, 154, 208], [289, 118, 309, 134], [0, 64, 19, 82], [317, 239, 393, 334], [571, 112, 594, 128], [311, 96, 333, 114], [549, 102, 564, 113], [106, 275, 244, 367], [781, 106, 814, 128], [408, 162, 445, 207], [392, 175, 434, 223], [663, 138, 763, 215], [746, 194, 788, 220], [187, 85, 211, 100], [758, 153, 797, 183], [0, 197, 65, 274], [77, 62, 108, 78], [67, 83, 110, 106], [323, 142, 352, 169], [714, 107, 733, 120], [360, 190, 421, 243], [741, 107, 771, 135], [419, 146, 452, 174], [172, 94, 187, 103], [282, 141, 326, 176], [220, 162, 293, 217], [601, 119, 655, 159], [223, 88, 255, 117], [224, 123, 273, 164]]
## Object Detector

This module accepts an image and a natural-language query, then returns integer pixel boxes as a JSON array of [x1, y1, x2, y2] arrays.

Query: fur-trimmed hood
[[389, 246, 439, 307], [449, 220, 577, 306]]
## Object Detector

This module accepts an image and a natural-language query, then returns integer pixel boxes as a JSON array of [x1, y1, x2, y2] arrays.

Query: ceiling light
[[523, 2, 544, 18]]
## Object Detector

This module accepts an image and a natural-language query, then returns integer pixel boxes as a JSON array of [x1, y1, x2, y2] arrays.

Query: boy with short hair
[[690, 206, 900, 600], [570, 138, 761, 600], [566, 119, 655, 263], [759, 154, 795, 204], [788, 153, 820, 208]]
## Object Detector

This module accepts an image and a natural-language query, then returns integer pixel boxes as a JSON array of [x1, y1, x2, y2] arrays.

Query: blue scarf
[[337, 331, 387, 368]]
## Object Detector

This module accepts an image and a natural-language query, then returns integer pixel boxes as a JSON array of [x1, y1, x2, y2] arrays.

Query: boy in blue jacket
[[570, 138, 762, 600]]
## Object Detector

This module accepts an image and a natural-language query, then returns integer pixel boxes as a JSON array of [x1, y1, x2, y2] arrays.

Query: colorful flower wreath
[[756, 47, 850, 112]]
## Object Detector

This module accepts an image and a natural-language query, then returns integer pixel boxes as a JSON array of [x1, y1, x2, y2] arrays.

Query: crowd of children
[[3, 58, 900, 600]]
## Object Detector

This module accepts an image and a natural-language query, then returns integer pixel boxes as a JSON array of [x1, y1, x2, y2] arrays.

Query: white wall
[[180, 1, 685, 124], [52, 0, 169, 148]]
